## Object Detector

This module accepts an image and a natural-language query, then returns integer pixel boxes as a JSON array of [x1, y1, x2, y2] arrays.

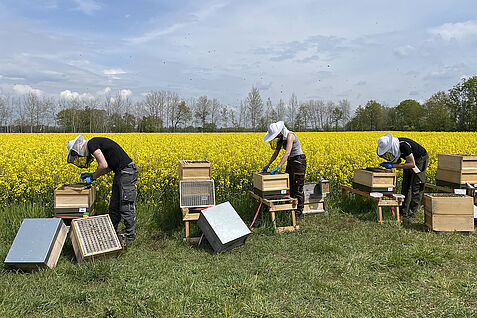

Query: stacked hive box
[[253, 172, 290, 199], [178, 160, 215, 208], [436, 154, 477, 187], [303, 179, 330, 214], [353, 168, 396, 194], [54, 183, 96, 218], [424, 193, 474, 232]]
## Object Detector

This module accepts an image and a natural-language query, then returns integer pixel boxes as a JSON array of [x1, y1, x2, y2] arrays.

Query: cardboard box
[[353, 168, 396, 193], [253, 172, 290, 198], [179, 160, 211, 180]]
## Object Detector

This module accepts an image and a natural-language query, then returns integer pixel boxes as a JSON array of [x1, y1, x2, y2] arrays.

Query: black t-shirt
[[398, 137, 427, 160], [87, 137, 132, 173]]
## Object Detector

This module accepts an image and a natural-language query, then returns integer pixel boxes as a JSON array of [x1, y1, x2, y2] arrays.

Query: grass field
[[1, 189, 477, 317]]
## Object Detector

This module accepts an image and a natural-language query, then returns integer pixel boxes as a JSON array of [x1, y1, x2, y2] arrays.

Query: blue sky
[[0, 0, 476, 109]]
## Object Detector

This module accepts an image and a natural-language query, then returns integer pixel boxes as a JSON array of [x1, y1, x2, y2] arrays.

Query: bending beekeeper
[[66, 134, 138, 243], [263, 121, 307, 220], [377, 133, 429, 222]]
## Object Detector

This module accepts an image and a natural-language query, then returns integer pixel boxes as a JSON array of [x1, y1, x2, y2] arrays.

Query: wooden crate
[[70, 215, 122, 263], [423, 193, 474, 232], [253, 172, 290, 198], [54, 183, 95, 209], [353, 168, 396, 193], [303, 198, 326, 214], [436, 154, 477, 185], [178, 160, 211, 180]]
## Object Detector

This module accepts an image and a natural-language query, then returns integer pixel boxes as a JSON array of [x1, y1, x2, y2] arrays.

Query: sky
[[0, 0, 476, 110]]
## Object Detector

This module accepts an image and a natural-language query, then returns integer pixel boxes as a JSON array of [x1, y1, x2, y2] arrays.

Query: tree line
[[0, 76, 475, 133]]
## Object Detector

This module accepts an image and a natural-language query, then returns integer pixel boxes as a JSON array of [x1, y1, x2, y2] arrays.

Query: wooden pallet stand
[[341, 184, 403, 224], [249, 191, 299, 232], [182, 207, 205, 243]]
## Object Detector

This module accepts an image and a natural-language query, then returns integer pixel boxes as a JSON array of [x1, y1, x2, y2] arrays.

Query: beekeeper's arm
[[276, 133, 294, 168], [91, 149, 111, 180], [390, 154, 416, 170]]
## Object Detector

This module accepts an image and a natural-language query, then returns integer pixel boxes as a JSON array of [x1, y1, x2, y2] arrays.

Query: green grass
[[1, 192, 477, 317]]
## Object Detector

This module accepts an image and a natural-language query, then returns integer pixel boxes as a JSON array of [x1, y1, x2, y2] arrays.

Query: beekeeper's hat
[[264, 121, 285, 142], [377, 133, 394, 156], [66, 134, 89, 163]]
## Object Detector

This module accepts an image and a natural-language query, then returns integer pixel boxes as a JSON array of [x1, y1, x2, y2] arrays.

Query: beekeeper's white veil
[[377, 133, 401, 163], [264, 121, 289, 142], [66, 134, 93, 168]]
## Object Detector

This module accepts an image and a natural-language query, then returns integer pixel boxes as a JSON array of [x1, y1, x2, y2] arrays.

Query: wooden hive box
[[253, 172, 290, 198], [423, 193, 474, 232], [70, 215, 122, 263], [179, 160, 212, 180], [54, 184, 95, 216], [4, 218, 67, 271], [353, 168, 396, 194], [303, 198, 326, 214], [436, 154, 477, 185]]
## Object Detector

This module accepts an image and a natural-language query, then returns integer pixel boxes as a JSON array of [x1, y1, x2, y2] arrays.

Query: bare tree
[[195, 96, 211, 129], [276, 98, 286, 121], [246, 87, 263, 131], [171, 100, 192, 131], [288, 92, 298, 128], [338, 99, 351, 127], [210, 98, 221, 128], [0, 95, 13, 132]]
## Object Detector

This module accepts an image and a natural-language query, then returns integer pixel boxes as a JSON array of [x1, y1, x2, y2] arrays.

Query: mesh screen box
[[180, 180, 215, 208], [179, 160, 212, 180], [70, 215, 122, 262], [253, 172, 290, 198], [353, 168, 396, 194], [4, 218, 67, 271], [436, 154, 477, 185], [424, 193, 474, 232], [197, 202, 251, 253], [54, 183, 95, 216]]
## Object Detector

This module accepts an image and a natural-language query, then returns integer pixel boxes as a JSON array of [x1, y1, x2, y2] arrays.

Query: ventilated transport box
[[436, 154, 477, 186], [179, 160, 212, 180], [54, 183, 95, 216], [70, 215, 122, 263], [353, 168, 396, 194], [253, 172, 290, 198], [423, 193, 474, 232], [4, 218, 67, 271], [179, 180, 215, 208]]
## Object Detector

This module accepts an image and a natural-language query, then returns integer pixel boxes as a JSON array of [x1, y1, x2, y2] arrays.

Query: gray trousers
[[401, 154, 429, 218], [110, 162, 138, 239]]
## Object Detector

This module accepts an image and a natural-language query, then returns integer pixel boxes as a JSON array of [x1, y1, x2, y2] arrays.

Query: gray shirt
[[280, 132, 304, 158]]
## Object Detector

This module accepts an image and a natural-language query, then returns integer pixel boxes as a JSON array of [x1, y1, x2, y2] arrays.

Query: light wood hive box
[[178, 160, 212, 180], [253, 172, 290, 191], [54, 183, 95, 210], [353, 168, 396, 192], [424, 193, 474, 232], [436, 154, 477, 184]]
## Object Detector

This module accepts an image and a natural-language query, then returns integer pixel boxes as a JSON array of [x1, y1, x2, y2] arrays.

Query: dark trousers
[[401, 154, 429, 218], [110, 162, 138, 239], [285, 154, 307, 214]]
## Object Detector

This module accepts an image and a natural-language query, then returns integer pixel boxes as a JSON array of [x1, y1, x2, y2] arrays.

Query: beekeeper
[[66, 134, 138, 243], [263, 121, 307, 220], [377, 133, 429, 222]]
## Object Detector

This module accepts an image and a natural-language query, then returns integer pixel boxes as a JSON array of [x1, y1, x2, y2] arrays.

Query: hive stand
[[182, 207, 207, 243], [249, 191, 299, 232], [341, 184, 404, 224]]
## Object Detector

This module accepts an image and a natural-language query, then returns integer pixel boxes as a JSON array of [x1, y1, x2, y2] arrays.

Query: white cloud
[[103, 68, 126, 75], [72, 0, 101, 15], [120, 89, 132, 98], [394, 45, 414, 57], [59, 90, 94, 101], [429, 21, 477, 41], [13, 84, 43, 95]]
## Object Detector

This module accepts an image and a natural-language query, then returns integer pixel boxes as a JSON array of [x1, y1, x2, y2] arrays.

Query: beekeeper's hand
[[80, 172, 94, 184], [270, 166, 281, 175], [262, 165, 269, 172], [379, 162, 393, 169]]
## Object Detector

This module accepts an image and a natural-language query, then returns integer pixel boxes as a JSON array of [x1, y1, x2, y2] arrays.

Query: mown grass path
[[1, 195, 477, 317]]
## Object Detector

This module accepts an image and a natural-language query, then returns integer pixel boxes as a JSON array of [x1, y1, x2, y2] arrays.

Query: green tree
[[422, 91, 454, 131], [449, 76, 477, 131], [395, 99, 424, 130]]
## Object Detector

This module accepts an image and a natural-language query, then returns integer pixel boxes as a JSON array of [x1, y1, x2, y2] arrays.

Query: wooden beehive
[[303, 198, 326, 214], [70, 215, 122, 263], [424, 193, 474, 232], [253, 172, 290, 198], [436, 154, 477, 185], [178, 160, 212, 180], [353, 168, 396, 193], [54, 184, 95, 217]]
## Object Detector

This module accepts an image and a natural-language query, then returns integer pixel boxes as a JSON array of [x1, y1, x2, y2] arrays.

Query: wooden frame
[[182, 207, 203, 243], [179, 160, 212, 180], [249, 191, 299, 232], [341, 185, 403, 224]]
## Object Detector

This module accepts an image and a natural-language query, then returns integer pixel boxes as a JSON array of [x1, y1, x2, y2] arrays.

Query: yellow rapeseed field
[[1, 132, 476, 206]]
